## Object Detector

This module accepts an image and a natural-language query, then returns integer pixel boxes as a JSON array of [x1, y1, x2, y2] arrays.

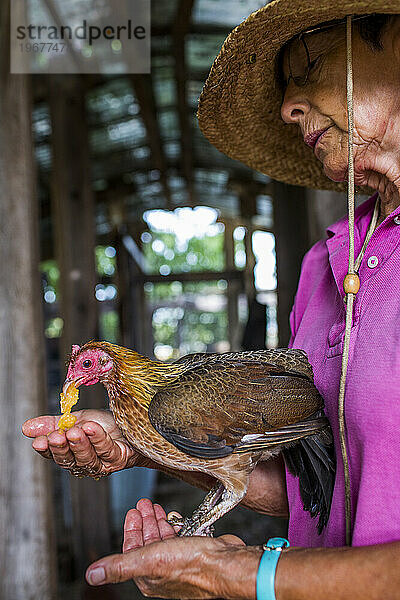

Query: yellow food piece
[[58, 383, 79, 431]]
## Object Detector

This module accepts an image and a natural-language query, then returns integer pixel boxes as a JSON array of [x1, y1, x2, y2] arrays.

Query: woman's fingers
[[24, 413, 124, 476], [81, 422, 124, 466], [46, 426, 103, 475], [31, 435, 53, 459], [65, 426, 102, 474], [123, 501, 179, 554], [155, 505, 177, 540], [123, 509, 144, 552], [154, 503, 168, 520], [47, 429, 76, 468], [22, 415, 60, 438], [136, 498, 166, 545], [23, 410, 134, 478]]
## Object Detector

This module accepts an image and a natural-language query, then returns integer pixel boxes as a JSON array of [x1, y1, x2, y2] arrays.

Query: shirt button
[[394, 215, 400, 225], [367, 256, 379, 268]]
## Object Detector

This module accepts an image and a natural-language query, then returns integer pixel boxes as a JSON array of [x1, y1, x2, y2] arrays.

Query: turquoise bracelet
[[256, 537, 290, 600]]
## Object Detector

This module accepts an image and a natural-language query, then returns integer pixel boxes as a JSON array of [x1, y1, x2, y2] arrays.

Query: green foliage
[[100, 310, 119, 343], [96, 246, 116, 277], [146, 280, 228, 358], [142, 225, 229, 357], [142, 230, 224, 275], [40, 246, 116, 303], [45, 317, 63, 338]]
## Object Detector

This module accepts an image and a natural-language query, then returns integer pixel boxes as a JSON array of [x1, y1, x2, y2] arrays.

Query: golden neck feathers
[[80, 340, 184, 409]]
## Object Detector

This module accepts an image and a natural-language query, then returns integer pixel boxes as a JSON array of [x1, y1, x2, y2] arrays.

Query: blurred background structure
[[0, 1, 353, 599]]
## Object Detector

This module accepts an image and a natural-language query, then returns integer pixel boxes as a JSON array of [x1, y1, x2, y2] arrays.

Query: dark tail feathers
[[283, 415, 336, 534]]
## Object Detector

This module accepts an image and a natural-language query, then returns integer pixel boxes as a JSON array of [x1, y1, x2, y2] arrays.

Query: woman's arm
[[275, 542, 400, 600], [85, 499, 400, 600], [242, 456, 289, 517], [89, 539, 400, 599], [23, 410, 289, 518], [153, 455, 288, 518]]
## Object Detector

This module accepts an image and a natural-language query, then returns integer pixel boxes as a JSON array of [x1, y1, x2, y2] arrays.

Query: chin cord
[[339, 16, 380, 546], [337, 14, 355, 547], [338, 15, 381, 547]]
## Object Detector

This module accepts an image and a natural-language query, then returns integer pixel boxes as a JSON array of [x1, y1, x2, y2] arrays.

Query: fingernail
[[87, 566, 106, 585]]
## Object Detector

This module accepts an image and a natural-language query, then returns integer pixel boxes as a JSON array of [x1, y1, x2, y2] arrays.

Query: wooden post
[[49, 76, 112, 573], [243, 224, 257, 300], [273, 181, 310, 346], [173, 0, 195, 204], [306, 188, 348, 246], [116, 233, 151, 355], [0, 2, 57, 598], [224, 220, 240, 351], [238, 186, 258, 301]]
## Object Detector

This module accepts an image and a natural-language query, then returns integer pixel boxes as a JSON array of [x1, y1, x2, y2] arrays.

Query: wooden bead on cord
[[343, 273, 360, 295]]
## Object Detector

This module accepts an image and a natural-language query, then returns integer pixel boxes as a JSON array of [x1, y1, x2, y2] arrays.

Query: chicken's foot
[[168, 483, 224, 536], [176, 487, 245, 536]]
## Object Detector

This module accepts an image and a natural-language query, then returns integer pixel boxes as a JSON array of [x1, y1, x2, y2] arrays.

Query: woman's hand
[[22, 409, 149, 478], [86, 499, 261, 600]]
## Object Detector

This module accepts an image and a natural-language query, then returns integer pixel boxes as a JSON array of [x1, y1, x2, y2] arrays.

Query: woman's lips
[[304, 127, 331, 149]]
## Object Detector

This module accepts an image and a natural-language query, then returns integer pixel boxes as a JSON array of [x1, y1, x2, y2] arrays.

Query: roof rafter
[[172, 0, 195, 205], [130, 74, 172, 209]]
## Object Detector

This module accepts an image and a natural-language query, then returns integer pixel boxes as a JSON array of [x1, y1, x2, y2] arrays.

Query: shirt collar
[[325, 192, 379, 239]]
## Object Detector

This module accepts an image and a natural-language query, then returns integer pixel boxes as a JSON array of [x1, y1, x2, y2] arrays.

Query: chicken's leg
[[175, 485, 246, 536], [168, 483, 224, 536]]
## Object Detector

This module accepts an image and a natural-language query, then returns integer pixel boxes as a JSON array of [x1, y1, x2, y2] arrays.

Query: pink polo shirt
[[287, 192, 400, 547]]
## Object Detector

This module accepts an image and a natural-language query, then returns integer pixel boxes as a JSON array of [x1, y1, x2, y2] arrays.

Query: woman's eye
[[82, 359, 92, 368]]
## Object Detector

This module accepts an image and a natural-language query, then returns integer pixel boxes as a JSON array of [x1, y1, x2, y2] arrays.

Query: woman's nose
[[280, 88, 311, 124]]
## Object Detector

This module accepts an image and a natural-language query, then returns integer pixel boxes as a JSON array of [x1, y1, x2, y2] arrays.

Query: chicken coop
[[0, 1, 351, 599]]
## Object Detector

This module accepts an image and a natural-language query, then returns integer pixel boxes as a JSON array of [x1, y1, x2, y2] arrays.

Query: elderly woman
[[23, 2, 400, 599]]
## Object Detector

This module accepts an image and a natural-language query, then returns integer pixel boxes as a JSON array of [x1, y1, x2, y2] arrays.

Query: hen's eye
[[82, 359, 92, 368]]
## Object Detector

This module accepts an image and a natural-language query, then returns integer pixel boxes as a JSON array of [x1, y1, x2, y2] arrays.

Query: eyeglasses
[[282, 14, 371, 88]]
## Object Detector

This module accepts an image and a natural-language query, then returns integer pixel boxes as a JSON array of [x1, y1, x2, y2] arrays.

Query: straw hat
[[198, 1, 398, 192]]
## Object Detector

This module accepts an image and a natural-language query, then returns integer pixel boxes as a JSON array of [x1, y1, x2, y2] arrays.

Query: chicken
[[63, 341, 335, 535]]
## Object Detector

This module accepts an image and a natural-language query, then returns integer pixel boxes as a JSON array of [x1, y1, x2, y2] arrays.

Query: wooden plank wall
[[0, 2, 57, 598]]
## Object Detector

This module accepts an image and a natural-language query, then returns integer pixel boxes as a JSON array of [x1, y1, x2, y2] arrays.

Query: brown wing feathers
[[148, 356, 324, 459], [148, 351, 336, 532]]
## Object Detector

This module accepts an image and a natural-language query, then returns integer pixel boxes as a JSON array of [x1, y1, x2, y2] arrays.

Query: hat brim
[[198, 0, 398, 192]]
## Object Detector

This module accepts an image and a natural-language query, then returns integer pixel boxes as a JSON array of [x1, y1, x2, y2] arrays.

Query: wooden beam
[[95, 180, 137, 203], [224, 220, 241, 350], [151, 24, 232, 37], [0, 2, 57, 598], [307, 188, 347, 246], [42, 0, 87, 72], [49, 75, 112, 575], [235, 185, 258, 300], [116, 236, 153, 357], [133, 269, 244, 284], [130, 74, 172, 208], [273, 181, 310, 346], [173, 0, 195, 204]]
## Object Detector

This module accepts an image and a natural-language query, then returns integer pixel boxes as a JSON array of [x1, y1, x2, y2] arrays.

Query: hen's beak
[[62, 377, 82, 396]]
